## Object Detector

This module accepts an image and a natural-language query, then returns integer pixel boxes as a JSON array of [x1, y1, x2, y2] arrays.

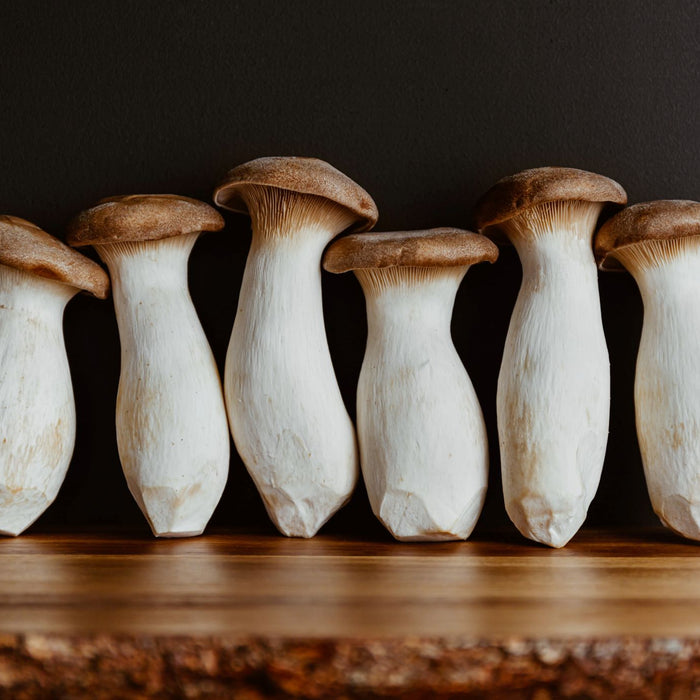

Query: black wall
[[2, 0, 698, 536]]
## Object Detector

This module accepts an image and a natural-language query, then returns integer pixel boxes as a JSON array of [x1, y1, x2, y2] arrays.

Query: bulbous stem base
[[357, 267, 488, 542], [98, 237, 230, 538]]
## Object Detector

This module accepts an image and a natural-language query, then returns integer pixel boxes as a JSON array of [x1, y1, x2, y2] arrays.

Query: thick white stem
[[628, 245, 700, 539], [499, 203, 609, 547], [226, 230, 358, 538], [356, 267, 488, 541], [97, 234, 229, 538], [0, 265, 76, 536]]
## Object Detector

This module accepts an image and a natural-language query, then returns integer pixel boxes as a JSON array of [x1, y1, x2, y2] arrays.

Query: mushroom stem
[[226, 189, 358, 538], [356, 266, 488, 541], [0, 264, 76, 536], [96, 233, 229, 538], [498, 201, 609, 548], [615, 240, 700, 539]]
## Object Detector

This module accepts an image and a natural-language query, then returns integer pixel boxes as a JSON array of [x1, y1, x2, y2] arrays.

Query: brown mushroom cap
[[595, 200, 700, 270], [213, 157, 378, 233], [66, 194, 224, 247], [0, 216, 109, 298], [474, 167, 627, 232], [323, 228, 498, 273]]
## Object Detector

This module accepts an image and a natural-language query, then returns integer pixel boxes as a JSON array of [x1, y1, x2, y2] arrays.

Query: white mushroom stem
[[0, 264, 77, 536], [614, 239, 700, 540], [96, 234, 229, 538], [498, 201, 609, 547], [227, 187, 358, 537], [355, 266, 488, 541]]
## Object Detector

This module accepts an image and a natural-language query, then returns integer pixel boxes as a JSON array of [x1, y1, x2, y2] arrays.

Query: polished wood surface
[[1, 528, 700, 639]]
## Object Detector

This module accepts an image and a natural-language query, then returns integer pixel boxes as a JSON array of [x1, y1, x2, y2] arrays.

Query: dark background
[[1, 0, 698, 538]]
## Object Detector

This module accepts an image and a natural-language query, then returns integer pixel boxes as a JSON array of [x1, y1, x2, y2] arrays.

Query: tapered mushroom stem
[[0, 267, 76, 535], [214, 157, 378, 538], [356, 266, 488, 540], [67, 195, 229, 538], [498, 202, 609, 547], [96, 235, 228, 536], [324, 227, 497, 541], [228, 191, 359, 537], [0, 215, 109, 536], [475, 167, 627, 548], [619, 243, 700, 538], [595, 201, 700, 541]]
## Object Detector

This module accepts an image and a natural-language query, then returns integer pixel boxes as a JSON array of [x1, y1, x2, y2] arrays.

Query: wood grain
[[1, 528, 699, 638], [2, 529, 700, 697]]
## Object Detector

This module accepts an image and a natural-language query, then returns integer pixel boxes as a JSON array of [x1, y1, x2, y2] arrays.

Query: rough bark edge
[[1, 634, 700, 698]]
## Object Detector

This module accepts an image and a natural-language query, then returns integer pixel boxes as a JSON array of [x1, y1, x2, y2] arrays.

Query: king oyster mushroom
[[213, 157, 378, 537], [596, 200, 700, 540], [474, 167, 627, 547], [67, 195, 230, 538], [324, 228, 498, 541], [0, 215, 109, 536]]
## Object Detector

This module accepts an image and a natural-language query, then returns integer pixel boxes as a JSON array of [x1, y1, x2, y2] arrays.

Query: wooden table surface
[[2, 529, 700, 698]]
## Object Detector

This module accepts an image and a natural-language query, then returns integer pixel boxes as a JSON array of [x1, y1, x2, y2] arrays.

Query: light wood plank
[[0, 529, 699, 638]]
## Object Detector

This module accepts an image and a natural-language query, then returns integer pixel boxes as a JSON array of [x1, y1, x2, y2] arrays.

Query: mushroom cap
[[323, 227, 498, 273], [595, 200, 700, 270], [0, 216, 110, 298], [213, 156, 378, 233], [474, 166, 627, 232], [67, 194, 224, 247]]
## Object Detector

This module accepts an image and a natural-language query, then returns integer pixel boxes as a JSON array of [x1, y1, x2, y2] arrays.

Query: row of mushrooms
[[0, 159, 696, 547]]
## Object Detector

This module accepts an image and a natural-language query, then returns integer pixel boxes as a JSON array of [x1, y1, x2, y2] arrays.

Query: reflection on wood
[[1, 529, 700, 697]]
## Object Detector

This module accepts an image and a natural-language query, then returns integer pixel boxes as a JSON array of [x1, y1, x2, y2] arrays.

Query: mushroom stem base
[[0, 487, 51, 537]]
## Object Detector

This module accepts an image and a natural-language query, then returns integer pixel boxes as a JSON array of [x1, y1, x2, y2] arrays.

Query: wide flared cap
[[0, 215, 110, 298], [67, 194, 224, 247], [474, 167, 627, 233], [323, 227, 498, 273], [595, 200, 700, 270], [213, 156, 378, 233]]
